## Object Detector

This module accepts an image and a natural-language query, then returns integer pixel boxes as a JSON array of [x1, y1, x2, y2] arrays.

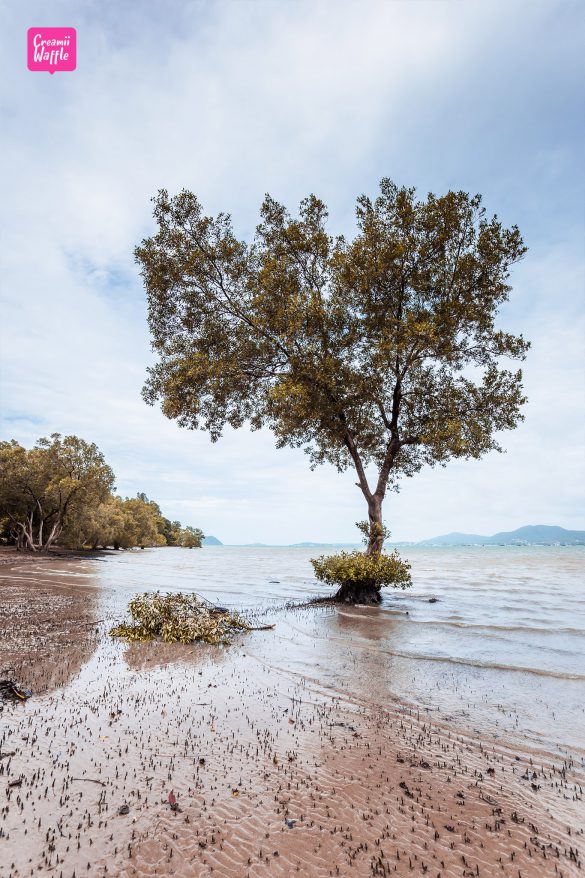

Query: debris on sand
[[0, 679, 32, 702], [109, 591, 251, 646], [167, 790, 181, 812]]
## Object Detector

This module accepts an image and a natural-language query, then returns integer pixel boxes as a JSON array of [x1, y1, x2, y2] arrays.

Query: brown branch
[[342, 427, 372, 502], [377, 402, 392, 430], [374, 440, 399, 499]]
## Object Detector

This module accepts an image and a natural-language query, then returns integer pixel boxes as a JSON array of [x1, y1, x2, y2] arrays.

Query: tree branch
[[342, 428, 372, 502]]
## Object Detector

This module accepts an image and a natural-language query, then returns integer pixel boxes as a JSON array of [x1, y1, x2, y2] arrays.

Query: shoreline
[[1, 556, 583, 876], [0, 544, 113, 568]]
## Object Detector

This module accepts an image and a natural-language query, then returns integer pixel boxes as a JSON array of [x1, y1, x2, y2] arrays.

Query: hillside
[[418, 525, 585, 546]]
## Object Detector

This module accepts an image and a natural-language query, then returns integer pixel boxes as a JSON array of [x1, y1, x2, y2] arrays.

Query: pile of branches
[[110, 591, 250, 646]]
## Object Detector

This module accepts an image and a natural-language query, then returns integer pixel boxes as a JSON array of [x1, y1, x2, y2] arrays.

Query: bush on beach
[[110, 591, 250, 645]]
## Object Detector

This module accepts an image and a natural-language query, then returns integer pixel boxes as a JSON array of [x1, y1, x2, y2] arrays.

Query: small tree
[[312, 521, 411, 603], [180, 525, 205, 548], [135, 180, 529, 601], [158, 516, 183, 546]]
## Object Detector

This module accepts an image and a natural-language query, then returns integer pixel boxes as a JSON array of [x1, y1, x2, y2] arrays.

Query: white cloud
[[1, 0, 583, 543]]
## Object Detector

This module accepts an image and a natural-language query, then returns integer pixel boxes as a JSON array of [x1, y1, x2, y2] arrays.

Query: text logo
[[27, 28, 76, 74]]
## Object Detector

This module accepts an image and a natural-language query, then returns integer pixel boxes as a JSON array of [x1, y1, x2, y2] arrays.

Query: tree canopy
[[136, 179, 529, 560], [0, 434, 114, 551], [0, 434, 205, 552]]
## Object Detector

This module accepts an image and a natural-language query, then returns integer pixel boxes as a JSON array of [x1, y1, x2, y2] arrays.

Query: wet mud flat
[[1, 562, 584, 877], [0, 557, 102, 696]]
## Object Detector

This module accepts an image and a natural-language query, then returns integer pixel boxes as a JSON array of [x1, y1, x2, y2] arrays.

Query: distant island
[[214, 525, 584, 548], [202, 535, 223, 546], [416, 525, 585, 546]]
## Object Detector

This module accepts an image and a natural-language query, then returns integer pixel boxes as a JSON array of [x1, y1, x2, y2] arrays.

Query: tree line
[[0, 434, 204, 552]]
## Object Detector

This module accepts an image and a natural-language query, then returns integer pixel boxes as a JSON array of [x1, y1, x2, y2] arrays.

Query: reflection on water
[[0, 561, 101, 694], [122, 638, 226, 673], [83, 544, 584, 676], [2, 550, 582, 878], [334, 605, 398, 641]]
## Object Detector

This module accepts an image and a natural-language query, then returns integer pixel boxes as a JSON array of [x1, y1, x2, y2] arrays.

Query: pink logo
[[27, 28, 76, 74]]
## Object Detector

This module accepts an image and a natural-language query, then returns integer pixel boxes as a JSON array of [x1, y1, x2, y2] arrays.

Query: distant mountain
[[205, 527, 584, 547], [488, 525, 585, 545], [418, 525, 585, 546], [417, 532, 486, 546], [202, 535, 223, 546]]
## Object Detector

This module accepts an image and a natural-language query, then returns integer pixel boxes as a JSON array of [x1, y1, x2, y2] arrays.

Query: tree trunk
[[366, 497, 384, 555], [23, 519, 36, 552], [333, 435, 392, 603], [42, 519, 62, 553], [332, 496, 386, 604], [333, 581, 382, 605]]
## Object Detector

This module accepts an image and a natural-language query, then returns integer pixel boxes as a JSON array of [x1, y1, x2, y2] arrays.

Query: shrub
[[311, 550, 412, 600]]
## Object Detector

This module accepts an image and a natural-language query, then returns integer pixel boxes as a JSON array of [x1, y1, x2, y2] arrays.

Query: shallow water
[[12, 544, 585, 756]]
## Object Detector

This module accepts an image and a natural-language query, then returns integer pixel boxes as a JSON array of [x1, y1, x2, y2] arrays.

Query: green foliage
[[60, 494, 162, 549], [0, 434, 114, 551], [0, 437, 205, 552], [110, 591, 249, 645], [158, 516, 183, 546], [135, 179, 529, 554], [61, 495, 206, 550], [180, 525, 204, 548], [356, 520, 391, 546], [311, 550, 412, 592], [136, 181, 528, 472]]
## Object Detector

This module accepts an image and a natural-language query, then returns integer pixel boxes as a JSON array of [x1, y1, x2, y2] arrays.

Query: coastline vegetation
[[0, 434, 204, 552]]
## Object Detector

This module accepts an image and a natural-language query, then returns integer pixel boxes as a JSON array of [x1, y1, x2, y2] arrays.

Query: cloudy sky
[[1, 0, 583, 543]]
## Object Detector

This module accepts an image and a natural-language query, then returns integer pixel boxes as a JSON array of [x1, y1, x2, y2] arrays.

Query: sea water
[[15, 545, 585, 756]]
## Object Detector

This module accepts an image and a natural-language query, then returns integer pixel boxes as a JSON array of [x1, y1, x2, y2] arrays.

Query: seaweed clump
[[110, 591, 250, 645]]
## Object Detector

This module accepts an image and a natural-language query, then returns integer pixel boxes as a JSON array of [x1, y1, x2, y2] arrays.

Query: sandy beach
[[0, 551, 583, 878]]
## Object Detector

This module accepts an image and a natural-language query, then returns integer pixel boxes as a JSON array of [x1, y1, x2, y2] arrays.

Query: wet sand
[[0, 552, 102, 695], [1, 557, 583, 877]]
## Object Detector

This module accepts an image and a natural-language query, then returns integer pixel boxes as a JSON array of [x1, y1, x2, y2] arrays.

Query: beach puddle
[[0, 561, 101, 696]]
